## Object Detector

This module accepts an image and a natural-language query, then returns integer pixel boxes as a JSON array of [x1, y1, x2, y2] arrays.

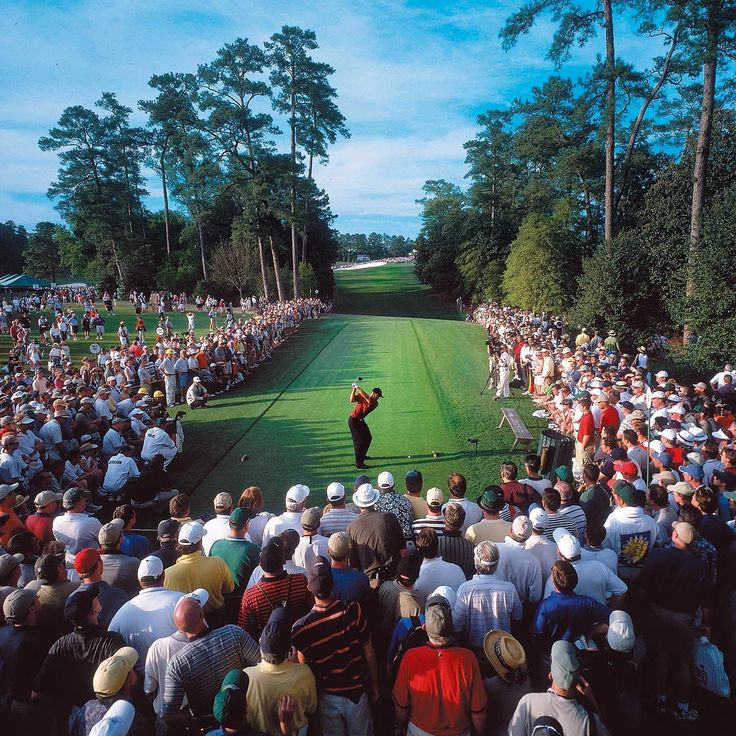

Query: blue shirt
[[331, 567, 371, 603], [121, 531, 153, 560], [533, 591, 609, 646]]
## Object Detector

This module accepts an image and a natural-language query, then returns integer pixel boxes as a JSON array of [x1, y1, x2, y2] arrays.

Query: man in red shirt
[[597, 393, 620, 432], [576, 397, 596, 470], [393, 592, 487, 735], [348, 384, 383, 469]]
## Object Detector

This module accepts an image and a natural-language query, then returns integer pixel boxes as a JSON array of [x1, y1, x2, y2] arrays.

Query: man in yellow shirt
[[465, 487, 512, 545], [245, 607, 317, 735], [163, 521, 234, 624]]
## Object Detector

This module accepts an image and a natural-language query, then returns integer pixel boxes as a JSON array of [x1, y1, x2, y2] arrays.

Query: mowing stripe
[[408, 319, 461, 457], [187, 319, 352, 497]]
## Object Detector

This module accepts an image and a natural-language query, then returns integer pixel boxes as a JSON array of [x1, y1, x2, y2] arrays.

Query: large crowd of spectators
[[0, 294, 734, 736]]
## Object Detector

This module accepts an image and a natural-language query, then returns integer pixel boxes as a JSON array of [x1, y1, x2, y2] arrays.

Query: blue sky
[[0, 0, 662, 237]]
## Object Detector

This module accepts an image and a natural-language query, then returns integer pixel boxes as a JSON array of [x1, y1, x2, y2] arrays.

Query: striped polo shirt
[[163, 625, 260, 717], [238, 572, 313, 638], [291, 598, 370, 701]]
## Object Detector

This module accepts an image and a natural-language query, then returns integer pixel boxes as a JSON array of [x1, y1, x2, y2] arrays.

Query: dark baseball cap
[[34, 553, 65, 583], [157, 519, 180, 541], [64, 582, 100, 624], [259, 607, 291, 658], [307, 556, 333, 597], [260, 538, 284, 574], [62, 487, 91, 509], [372, 387, 383, 397], [229, 506, 255, 529]]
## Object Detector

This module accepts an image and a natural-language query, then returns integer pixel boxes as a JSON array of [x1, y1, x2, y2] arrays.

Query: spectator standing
[[52, 488, 102, 554], [403, 469, 428, 521], [411, 487, 446, 537], [163, 521, 234, 621], [292, 507, 329, 571], [202, 492, 234, 555], [73, 548, 128, 629], [319, 482, 358, 535], [437, 503, 475, 579], [108, 555, 183, 669], [453, 541, 522, 654], [98, 520, 141, 598], [244, 608, 318, 736], [291, 557, 379, 736], [375, 470, 415, 540], [262, 485, 310, 546], [465, 487, 512, 545], [326, 531, 371, 604], [393, 592, 487, 736], [442, 472, 483, 532], [414, 528, 466, 599]]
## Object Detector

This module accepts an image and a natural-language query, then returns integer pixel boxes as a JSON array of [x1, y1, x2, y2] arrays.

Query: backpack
[[389, 615, 428, 683]]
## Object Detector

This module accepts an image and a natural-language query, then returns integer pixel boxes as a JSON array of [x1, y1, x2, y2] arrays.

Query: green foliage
[[502, 212, 576, 315], [0, 221, 28, 273], [567, 230, 667, 348], [336, 232, 414, 261], [23, 222, 63, 281]]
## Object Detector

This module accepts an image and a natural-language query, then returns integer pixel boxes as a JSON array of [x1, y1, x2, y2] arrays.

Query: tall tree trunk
[[197, 220, 208, 281], [257, 236, 271, 302], [270, 236, 286, 302], [109, 236, 124, 283], [603, 0, 616, 242], [615, 27, 679, 219], [160, 152, 171, 257], [684, 17, 719, 345], [289, 78, 300, 299], [301, 148, 314, 263]]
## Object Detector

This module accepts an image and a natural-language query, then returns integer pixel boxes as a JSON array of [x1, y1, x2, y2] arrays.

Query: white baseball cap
[[607, 610, 635, 652], [286, 484, 310, 504], [214, 492, 233, 510], [89, 699, 135, 736], [553, 528, 581, 560], [377, 471, 395, 489], [178, 521, 207, 545], [326, 482, 345, 501], [183, 588, 209, 607], [529, 508, 548, 530], [426, 487, 444, 507], [137, 555, 164, 580]]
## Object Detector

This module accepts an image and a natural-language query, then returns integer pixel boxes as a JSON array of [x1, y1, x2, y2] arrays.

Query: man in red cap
[[73, 548, 127, 629]]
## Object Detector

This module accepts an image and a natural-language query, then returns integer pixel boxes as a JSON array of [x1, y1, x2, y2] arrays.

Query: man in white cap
[[524, 509, 557, 581], [186, 376, 208, 409], [375, 470, 415, 540], [25, 490, 63, 544], [347, 483, 405, 581], [88, 699, 136, 736], [163, 521, 234, 622], [320, 482, 358, 535], [262, 484, 310, 545], [543, 529, 627, 607], [108, 555, 183, 669], [496, 515, 544, 606], [202, 492, 234, 555]]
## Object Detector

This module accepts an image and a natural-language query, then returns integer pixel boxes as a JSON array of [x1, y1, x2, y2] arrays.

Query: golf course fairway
[[172, 262, 539, 515]]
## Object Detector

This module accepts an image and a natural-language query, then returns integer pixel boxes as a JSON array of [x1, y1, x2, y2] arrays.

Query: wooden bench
[[498, 407, 534, 451]]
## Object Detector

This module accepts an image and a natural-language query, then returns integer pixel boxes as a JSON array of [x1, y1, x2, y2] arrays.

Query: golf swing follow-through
[[348, 378, 383, 469]]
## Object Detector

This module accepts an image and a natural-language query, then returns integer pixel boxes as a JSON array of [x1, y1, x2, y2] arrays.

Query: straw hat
[[483, 630, 528, 684]]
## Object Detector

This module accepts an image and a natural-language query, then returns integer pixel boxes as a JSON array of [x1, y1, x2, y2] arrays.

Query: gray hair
[[474, 541, 499, 575]]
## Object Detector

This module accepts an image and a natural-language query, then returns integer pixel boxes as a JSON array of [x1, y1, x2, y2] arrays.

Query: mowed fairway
[[168, 263, 540, 515]]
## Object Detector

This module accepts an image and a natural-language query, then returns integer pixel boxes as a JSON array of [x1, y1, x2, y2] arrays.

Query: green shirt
[[209, 537, 261, 590]]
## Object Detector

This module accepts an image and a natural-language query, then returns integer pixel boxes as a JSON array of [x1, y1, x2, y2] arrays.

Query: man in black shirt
[[639, 521, 713, 722], [0, 589, 52, 736], [33, 583, 125, 709]]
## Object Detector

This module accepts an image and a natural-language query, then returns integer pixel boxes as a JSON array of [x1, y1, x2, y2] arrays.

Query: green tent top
[[0, 274, 52, 289]]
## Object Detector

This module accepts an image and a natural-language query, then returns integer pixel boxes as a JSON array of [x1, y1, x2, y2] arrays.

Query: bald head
[[173, 597, 206, 638], [554, 481, 573, 501]]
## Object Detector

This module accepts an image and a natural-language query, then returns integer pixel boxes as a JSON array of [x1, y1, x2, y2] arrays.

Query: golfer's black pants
[[348, 416, 372, 463]]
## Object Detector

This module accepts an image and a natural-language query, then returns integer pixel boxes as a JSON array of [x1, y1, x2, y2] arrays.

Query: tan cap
[[98, 518, 124, 546], [93, 647, 139, 697], [672, 521, 695, 545], [327, 531, 350, 559]]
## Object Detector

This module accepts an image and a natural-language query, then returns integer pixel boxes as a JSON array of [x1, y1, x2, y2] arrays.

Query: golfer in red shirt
[[348, 384, 383, 469]]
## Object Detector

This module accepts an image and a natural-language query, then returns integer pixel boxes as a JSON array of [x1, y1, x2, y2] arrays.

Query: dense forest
[[414, 1, 736, 369]]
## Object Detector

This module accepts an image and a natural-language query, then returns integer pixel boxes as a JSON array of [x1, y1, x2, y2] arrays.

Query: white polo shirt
[[202, 515, 231, 555], [261, 511, 303, 546], [144, 631, 189, 717], [415, 556, 466, 599], [39, 419, 63, 460], [52, 511, 103, 555], [542, 558, 627, 604], [102, 427, 124, 456], [104, 453, 140, 492], [442, 497, 483, 533], [292, 534, 330, 571], [109, 586, 184, 666], [141, 427, 178, 468], [496, 541, 543, 603]]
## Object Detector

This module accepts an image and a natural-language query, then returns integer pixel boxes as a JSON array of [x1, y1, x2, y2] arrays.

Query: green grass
[[2, 266, 543, 516]]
